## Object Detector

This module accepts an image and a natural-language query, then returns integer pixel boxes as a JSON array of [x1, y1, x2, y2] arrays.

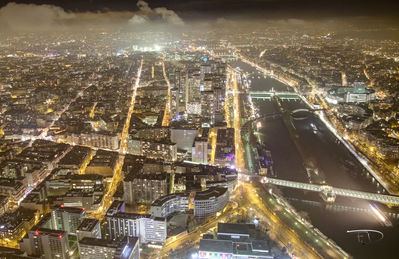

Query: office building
[[170, 128, 199, 153], [59, 189, 103, 211], [76, 218, 102, 241], [79, 236, 139, 259], [192, 136, 209, 164], [127, 138, 177, 161], [198, 223, 273, 259], [0, 208, 36, 240], [20, 227, 69, 259], [123, 173, 168, 205], [326, 82, 375, 104], [51, 205, 86, 234], [68, 173, 104, 191], [194, 187, 229, 217], [105, 201, 167, 244], [85, 150, 118, 177], [150, 193, 189, 218], [65, 132, 119, 151], [0, 195, 9, 216], [0, 179, 26, 204], [105, 213, 167, 244]]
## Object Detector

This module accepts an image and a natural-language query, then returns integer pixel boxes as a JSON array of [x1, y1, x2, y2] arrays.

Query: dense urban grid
[[0, 1, 399, 259]]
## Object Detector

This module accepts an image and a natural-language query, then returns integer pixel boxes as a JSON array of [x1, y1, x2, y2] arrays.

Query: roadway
[[89, 59, 143, 219], [229, 67, 246, 171], [152, 203, 241, 258], [225, 62, 350, 258], [237, 181, 350, 259], [153, 177, 334, 259], [141, 50, 351, 258], [0, 144, 73, 248], [161, 60, 171, 127], [232, 56, 398, 258], [153, 177, 350, 258], [39, 85, 94, 139], [209, 128, 217, 165]]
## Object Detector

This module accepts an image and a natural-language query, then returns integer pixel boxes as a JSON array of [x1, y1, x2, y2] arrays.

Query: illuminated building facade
[[51, 205, 86, 234], [192, 136, 209, 164], [105, 201, 167, 244], [123, 172, 168, 205], [78, 236, 139, 259], [150, 193, 189, 218], [198, 223, 273, 259], [76, 218, 102, 241], [20, 228, 69, 259], [194, 187, 229, 217], [127, 138, 177, 161]]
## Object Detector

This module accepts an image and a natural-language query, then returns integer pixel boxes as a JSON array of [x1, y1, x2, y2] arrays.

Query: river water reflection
[[232, 60, 399, 258]]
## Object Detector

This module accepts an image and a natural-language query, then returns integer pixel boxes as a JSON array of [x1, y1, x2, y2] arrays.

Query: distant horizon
[[0, 0, 398, 21], [1, 1, 399, 36]]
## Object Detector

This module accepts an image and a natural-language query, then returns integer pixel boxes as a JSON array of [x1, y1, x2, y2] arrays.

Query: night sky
[[0, 0, 398, 19]]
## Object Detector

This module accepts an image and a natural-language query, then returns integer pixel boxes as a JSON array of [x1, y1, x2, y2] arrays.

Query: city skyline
[[0, 0, 399, 33], [0, 1, 398, 259]]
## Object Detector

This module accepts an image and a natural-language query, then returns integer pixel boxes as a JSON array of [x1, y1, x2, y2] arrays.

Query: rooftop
[[199, 239, 233, 254], [53, 205, 86, 214], [87, 150, 118, 168], [151, 193, 188, 207], [217, 223, 255, 237], [195, 187, 228, 201], [129, 137, 176, 146], [108, 212, 151, 220], [114, 237, 139, 259], [251, 240, 270, 253], [0, 195, 8, 204], [79, 237, 124, 249], [77, 218, 99, 232], [29, 227, 67, 238], [124, 172, 168, 181], [59, 146, 91, 166], [67, 173, 103, 181]]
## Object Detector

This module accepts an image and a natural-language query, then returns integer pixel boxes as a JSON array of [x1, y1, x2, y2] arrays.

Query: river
[[232, 60, 399, 259]]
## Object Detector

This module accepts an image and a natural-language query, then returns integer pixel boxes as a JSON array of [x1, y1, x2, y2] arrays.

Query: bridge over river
[[250, 90, 301, 100], [243, 174, 399, 206]]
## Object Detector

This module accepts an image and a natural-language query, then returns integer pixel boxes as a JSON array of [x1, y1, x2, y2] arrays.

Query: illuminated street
[[209, 128, 217, 165], [0, 1, 398, 258], [39, 85, 94, 140], [220, 61, 349, 258], [228, 67, 246, 171], [161, 60, 171, 127], [237, 181, 349, 258], [233, 58, 399, 258], [153, 204, 238, 259], [89, 59, 143, 219]]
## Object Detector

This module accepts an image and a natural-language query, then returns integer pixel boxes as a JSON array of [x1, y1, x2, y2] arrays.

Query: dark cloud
[[0, 2, 75, 31], [129, 0, 184, 25], [0, 1, 185, 31], [0, 0, 397, 33], [1, 0, 399, 18]]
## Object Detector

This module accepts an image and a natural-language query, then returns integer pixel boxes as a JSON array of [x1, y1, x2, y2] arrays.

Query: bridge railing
[[249, 91, 301, 99], [255, 175, 399, 205], [332, 187, 399, 204]]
